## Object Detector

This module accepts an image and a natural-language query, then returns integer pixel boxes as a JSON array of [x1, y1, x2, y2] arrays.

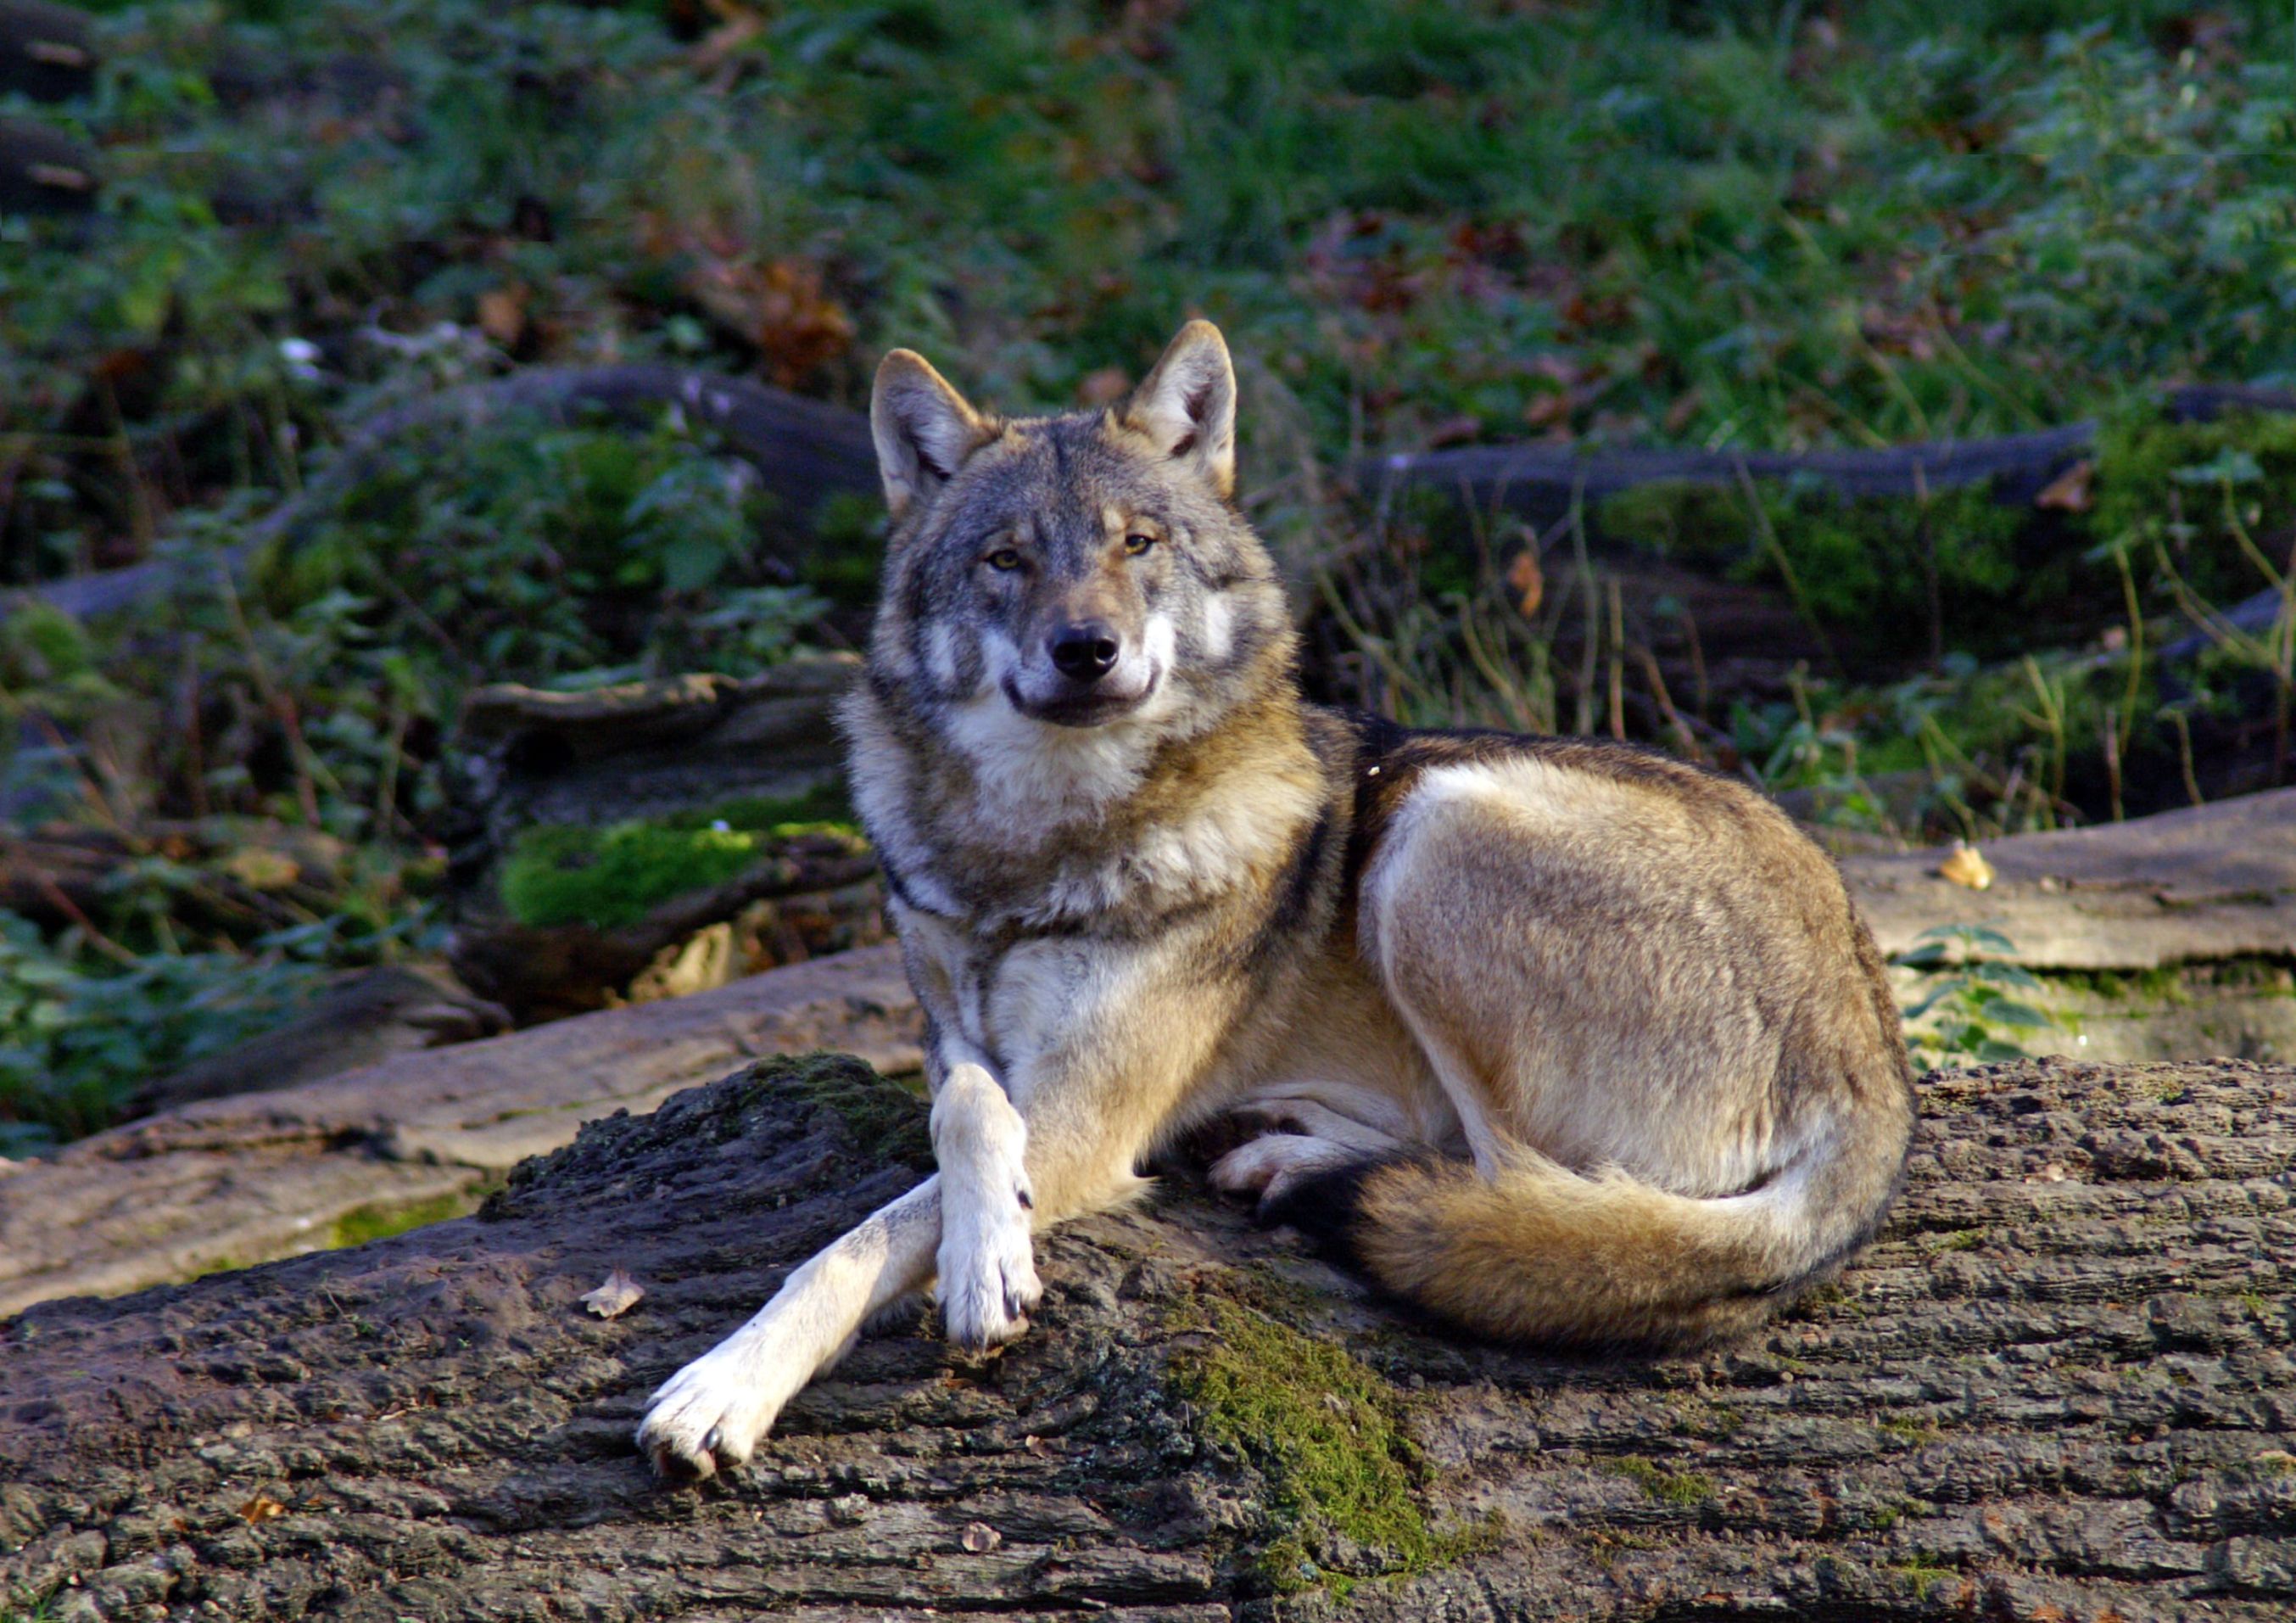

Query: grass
[[6, 0, 2296, 1141]]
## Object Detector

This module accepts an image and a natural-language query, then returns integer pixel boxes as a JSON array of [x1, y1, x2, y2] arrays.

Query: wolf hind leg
[[1209, 1084, 1422, 1212]]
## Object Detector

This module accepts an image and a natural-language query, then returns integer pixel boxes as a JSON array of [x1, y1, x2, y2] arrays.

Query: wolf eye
[[985, 547, 1023, 571], [1123, 532, 1156, 557]]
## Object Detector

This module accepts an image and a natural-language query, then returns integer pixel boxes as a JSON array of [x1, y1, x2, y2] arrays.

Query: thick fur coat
[[636, 322, 1915, 1477]]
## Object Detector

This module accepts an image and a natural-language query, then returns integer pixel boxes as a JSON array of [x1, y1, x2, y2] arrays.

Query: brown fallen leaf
[[238, 1492, 288, 1524], [1506, 549, 1545, 618], [1938, 842, 1995, 891], [2035, 458, 2095, 513], [579, 1268, 645, 1319], [478, 284, 529, 350], [959, 1521, 1003, 1553]]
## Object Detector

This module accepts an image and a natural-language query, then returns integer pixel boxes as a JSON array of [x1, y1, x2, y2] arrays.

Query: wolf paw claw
[[635, 1332, 802, 1480], [938, 1184, 1042, 1350]]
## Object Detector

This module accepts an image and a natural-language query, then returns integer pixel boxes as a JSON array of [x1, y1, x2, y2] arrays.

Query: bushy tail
[[1279, 1096, 1911, 1349]]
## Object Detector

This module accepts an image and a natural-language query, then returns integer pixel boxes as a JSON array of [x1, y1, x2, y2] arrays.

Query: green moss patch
[[774, 1051, 931, 1172], [1601, 1454, 1717, 1506], [496, 784, 859, 931], [327, 1189, 482, 1251], [1170, 1297, 1450, 1594]]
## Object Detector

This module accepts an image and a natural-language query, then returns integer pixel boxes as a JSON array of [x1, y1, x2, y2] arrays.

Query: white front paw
[[635, 1328, 799, 1479], [937, 1190, 1041, 1351]]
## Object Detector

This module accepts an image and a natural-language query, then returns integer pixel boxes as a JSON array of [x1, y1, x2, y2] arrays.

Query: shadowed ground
[[3, 1051, 2292, 1621]]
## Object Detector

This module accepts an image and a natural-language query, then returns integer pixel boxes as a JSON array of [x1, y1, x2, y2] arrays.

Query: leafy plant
[[1895, 924, 2068, 1066]]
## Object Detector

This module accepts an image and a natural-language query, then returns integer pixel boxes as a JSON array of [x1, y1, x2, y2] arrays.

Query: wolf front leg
[[635, 1176, 942, 1479], [932, 968, 1243, 1349], [932, 1061, 1043, 1349]]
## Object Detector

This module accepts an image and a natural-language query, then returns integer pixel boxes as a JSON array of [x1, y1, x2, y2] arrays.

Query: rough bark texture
[[3, 1050, 2293, 1622]]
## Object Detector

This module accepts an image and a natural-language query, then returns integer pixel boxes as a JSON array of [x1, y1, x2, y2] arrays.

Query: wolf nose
[[1049, 622, 1120, 683]]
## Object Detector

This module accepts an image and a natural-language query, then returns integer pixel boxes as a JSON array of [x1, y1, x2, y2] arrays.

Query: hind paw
[[1210, 1132, 1363, 1213]]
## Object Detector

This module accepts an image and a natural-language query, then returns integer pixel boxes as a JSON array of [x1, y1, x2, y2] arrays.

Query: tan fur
[[634, 322, 1914, 1478]]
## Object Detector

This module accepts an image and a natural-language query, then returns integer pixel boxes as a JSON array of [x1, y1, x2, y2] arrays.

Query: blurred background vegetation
[[4, 0, 2296, 1145]]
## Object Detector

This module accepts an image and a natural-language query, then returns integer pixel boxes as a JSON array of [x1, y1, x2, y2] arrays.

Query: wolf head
[[862, 322, 1294, 763]]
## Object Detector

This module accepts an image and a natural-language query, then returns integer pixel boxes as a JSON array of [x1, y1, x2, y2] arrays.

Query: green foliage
[[1600, 479, 2029, 655], [2093, 408, 2296, 607], [1895, 924, 2070, 1066], [279, 408, 806, 682], [0, 911, 366, 1151]]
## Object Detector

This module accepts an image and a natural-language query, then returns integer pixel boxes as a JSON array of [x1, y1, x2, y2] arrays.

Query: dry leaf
[[478, 285, 529, 349], [238, 1492, 288, 1524], [580, 1268, 645, 1319], [222, 848, 300, 892], [1424, 413, 1483, 449], [1506, 549, 1545, 618], [624, 922, 738, 1005], [959, 1521, 1003, 1553], [1938, 842, 1994, 891], [2035, 459, 2095, 513]]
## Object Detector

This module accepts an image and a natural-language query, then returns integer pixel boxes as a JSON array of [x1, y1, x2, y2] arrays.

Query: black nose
[[1049, 621, 1120, 683]]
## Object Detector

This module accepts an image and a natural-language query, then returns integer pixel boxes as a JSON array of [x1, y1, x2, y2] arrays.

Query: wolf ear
[[1120, 320, 1237, 500], [873, 350, 996, 521]]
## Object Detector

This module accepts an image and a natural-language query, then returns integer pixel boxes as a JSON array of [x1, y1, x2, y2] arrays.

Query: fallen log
[[10, 788, 2296, 1321], [0, 945, 919, 1318], [3, 1049, 2292, 1620], [443, 658, 881, 1021], [1353, 382, 2296, 534], [14, 367, 2296, 631]]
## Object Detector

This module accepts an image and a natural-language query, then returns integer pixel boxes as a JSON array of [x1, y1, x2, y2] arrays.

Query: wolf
[[636, 321, 1916, 1477]]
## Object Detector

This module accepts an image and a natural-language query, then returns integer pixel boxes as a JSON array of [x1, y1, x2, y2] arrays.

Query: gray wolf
[[637, 321, 1916, 1476]]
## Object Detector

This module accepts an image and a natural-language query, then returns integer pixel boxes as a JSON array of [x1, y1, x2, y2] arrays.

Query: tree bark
[[4, 1049, 2292, 1622]]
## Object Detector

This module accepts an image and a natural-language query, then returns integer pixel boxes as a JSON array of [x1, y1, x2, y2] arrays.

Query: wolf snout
[[1048, 620, 1120, 684]]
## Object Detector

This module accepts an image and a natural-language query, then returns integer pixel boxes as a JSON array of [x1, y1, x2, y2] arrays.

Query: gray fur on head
[[859, 322, 1293, 757]]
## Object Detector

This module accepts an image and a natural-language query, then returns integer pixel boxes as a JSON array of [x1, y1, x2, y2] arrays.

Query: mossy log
[[1357, 383, 2296, 535], [4, 1049, 2293, 1622], [443, 658, 882, 1021]]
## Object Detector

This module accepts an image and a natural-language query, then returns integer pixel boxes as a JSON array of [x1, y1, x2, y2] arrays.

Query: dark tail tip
[[1259, 1152, 1419, 1269]]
